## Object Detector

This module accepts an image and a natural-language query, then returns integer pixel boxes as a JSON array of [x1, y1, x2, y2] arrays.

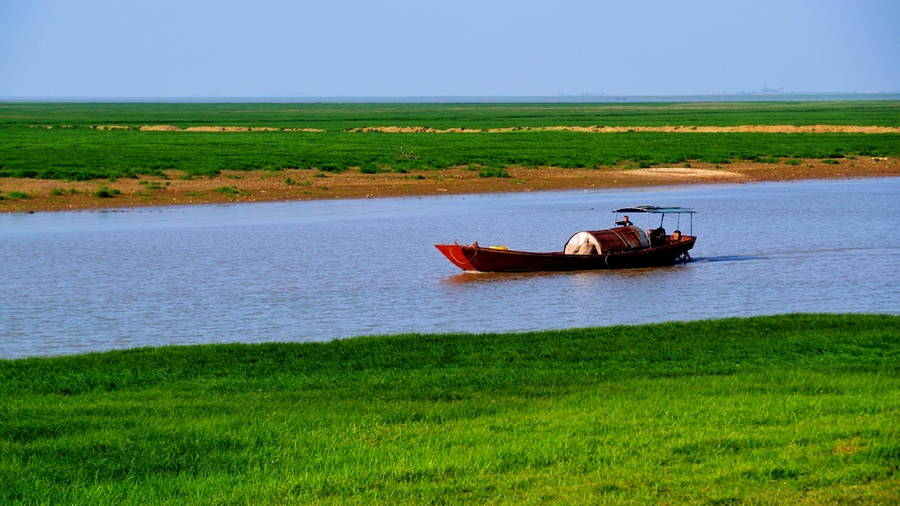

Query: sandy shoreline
[[1, 157, 897, 213]]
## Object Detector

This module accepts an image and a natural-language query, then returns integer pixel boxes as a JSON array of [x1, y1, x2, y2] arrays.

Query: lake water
[[2, 178, 899, 359]]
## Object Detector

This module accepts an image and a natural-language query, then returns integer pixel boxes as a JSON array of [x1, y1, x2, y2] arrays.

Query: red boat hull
[[435, 238, 695, 272]]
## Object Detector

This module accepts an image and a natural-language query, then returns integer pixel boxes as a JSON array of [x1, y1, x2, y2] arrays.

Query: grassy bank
[[1, 314, 898, 504], [1, 102, 899, 181], [2, 129, 898, 181]]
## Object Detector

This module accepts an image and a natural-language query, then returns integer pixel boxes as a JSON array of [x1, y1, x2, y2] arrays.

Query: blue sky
[[1, 0, 898, 98]]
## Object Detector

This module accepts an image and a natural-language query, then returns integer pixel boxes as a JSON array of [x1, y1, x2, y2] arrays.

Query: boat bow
[[434, 244, 478, 271]]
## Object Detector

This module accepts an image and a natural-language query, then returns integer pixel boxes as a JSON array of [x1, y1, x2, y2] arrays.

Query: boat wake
[[692, 255, 763, 263], [694, 246, 897, 265]]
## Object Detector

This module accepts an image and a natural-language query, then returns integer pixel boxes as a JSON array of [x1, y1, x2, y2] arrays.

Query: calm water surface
[[2, 178, 898, 359]]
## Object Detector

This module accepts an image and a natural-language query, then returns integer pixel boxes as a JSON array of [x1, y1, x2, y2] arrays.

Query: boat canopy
[[613, 205, 695, 214]]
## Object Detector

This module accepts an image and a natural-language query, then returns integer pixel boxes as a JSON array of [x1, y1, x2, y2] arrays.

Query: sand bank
[[1, 157, 897, 213]]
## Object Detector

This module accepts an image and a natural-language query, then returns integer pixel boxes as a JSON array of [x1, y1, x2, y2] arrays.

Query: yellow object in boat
[[488, 246, 509, 251]]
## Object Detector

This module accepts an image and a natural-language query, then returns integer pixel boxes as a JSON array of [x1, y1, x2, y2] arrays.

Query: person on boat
[[616, 215, 633, 227], [649, 227, 666, 246]]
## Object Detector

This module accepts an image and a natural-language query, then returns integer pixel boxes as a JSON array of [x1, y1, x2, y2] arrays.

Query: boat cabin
[[564, 205, 695, 255]]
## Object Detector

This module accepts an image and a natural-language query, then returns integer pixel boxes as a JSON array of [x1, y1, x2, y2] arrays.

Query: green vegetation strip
[[1, 129, 897, 181], [1, 314, 898, 504], [4, 101, 900, 129], [1, 102, 899, 181]]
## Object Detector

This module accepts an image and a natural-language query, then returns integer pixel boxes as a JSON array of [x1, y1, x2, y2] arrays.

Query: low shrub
[[93, 188, 120, 198], [359, 163, 383, 174], [214, 186, 251, 197], [214, 186, 237, 195], [318, 163, 344, 173], [478, 168, 511, 178]]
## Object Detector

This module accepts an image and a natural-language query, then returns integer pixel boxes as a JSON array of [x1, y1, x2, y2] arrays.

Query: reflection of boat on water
[[435, 206, 697, 273]]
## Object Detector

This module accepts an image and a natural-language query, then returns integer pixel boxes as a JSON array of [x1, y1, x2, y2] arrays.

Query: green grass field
[[1, 102, 899, 180], [4, 101, 900, 129], [2, 314, 898, 504]]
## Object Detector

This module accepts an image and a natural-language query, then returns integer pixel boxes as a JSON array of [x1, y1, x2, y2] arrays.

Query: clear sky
[[1, 0, 898, 98]]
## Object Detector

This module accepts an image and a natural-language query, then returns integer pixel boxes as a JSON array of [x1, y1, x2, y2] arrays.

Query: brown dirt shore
[[1, 157, 897, 213]]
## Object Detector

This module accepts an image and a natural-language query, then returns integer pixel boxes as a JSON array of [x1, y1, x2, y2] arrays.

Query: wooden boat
[[435, 206, 696, 272]]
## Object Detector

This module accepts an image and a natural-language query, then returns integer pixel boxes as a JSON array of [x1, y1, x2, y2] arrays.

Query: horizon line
[[2, 92, 899, 104]]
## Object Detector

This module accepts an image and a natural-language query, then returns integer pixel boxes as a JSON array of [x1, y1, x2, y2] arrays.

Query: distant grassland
[[4, 101, 900, 129], [1, 314, 899, 505], [1, 101, 899, 180]]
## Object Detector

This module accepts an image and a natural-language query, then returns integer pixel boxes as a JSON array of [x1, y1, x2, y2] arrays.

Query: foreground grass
[[1, 314, 899, 504]]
